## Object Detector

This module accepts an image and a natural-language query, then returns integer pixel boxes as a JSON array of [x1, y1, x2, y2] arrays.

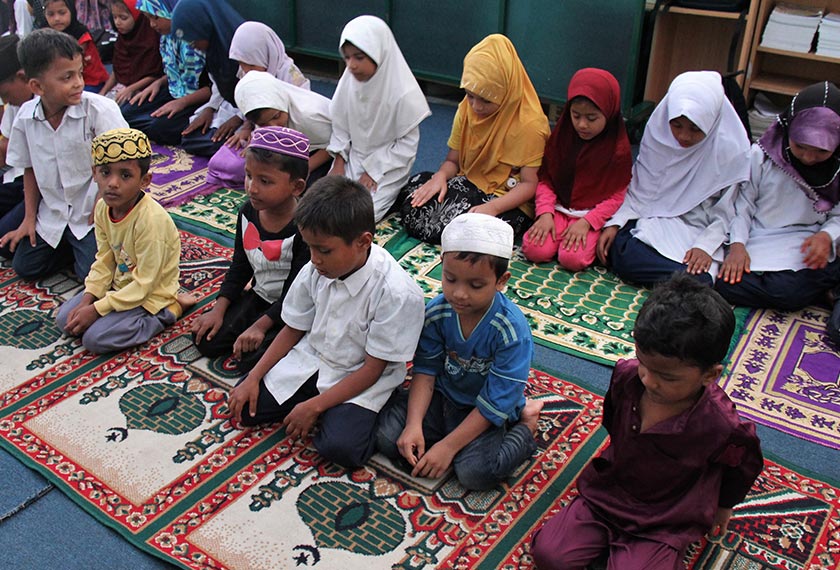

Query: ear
[[701, 364, 723, 387], [292, 177, 306, 197], [27, 77, 44, 97], [355, 231, 373, 249], [16, 70, 27, 83], [140, 171, 153, 189], [496, 270, 512, 291]]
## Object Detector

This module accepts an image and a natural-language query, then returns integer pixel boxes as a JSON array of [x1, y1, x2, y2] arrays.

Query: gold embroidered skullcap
[[91, 128, 152, 166]]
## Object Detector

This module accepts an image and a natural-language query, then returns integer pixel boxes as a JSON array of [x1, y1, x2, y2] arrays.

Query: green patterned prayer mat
[[168, 187, 246, 245]]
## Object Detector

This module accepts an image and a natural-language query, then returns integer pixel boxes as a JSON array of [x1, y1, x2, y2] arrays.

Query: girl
[[715, 82, 840, 328], [521, 68, 632, 271], [596, 71, 751, 286], [401, 34, 549, 244], [123, 0, 208, 147], [327, 14, 431, 222], [99, 0, 163, 105], [43, 0, 108, 91], [171, 0, 243, 157], [206, 20, 310, 189]]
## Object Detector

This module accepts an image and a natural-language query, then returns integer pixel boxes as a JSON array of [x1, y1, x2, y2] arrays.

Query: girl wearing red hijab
[[521, 68, 632, 271]]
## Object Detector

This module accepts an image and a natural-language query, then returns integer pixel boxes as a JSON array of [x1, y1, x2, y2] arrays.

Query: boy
[[531, 273, 763, 570], [0, 34, 32, 258], [376, 213, 542, 490], [56, 128, 190, 354], [192, 126, 311, 373], [227, 176, 425, 469], [0, 28, 127, 280]]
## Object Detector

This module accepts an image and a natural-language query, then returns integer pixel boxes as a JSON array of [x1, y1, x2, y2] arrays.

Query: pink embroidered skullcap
[[248, 126, 310, 161]]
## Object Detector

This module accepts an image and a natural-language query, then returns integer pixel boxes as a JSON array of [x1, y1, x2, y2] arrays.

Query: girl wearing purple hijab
[[716, 81, 840, 333]]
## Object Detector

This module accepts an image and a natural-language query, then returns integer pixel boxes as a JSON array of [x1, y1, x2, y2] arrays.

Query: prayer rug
[[168, 187, 245, 246], [720, 307, 840, 450], [147, 144, 212, 208]]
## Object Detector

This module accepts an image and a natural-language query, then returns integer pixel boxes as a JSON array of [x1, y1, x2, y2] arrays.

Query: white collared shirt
[[6, 92, 127, 247], [1, 103, 24, 184]]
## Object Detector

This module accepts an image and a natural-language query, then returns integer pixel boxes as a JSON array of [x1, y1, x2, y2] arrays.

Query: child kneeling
[[227, 177, 426, 469], [377, 213, 543, 490], [531, 273, 763, 569], [57, 128, 192, 353]]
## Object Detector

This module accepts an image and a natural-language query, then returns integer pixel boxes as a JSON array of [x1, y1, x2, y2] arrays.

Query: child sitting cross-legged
[[530, 273, 763, 570], [227, 176, 426, 469], [56, 128, 194, 353], [376, 213, 543, 490]]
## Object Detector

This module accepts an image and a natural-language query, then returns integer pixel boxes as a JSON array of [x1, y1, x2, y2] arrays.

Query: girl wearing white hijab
[[597, 71, 751, 286], [327, 15, 431, 221]]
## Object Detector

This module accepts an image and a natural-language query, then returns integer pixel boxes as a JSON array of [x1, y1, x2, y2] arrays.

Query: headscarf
[[624, 71, 750, 218], [329, 15, 430, 155], [758, 81, 840, 212], [111, 0, 163, 85], [171, 0, 243, 105], [451, 34, 549, 196], [539, 68, 632, 209], [48, 0, 89, 41], [229, 21, 309, 89], [135, 0, 178, 19]]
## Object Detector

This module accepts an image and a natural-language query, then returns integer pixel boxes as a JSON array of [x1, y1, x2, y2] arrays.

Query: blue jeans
[[13, 227, 96, 280], [376, 387, 537, 490]]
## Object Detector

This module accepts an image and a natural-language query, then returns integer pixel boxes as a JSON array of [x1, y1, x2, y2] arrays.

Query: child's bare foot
[[177, 292, 199, 313], [520, 398, 544, 435]]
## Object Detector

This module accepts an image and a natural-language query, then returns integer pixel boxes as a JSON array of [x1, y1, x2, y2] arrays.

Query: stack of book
[[748, 92, 787, 142], [761, 3, 823, 52], [816, 12, 840, 58]]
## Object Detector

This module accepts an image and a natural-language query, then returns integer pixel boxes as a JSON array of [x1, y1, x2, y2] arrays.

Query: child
[[376, 213, 543, 490], [192, 126, 311, 372], [0, 28, 127, 280], [43, 0, 109, 92], [0, 35, 32, 259], [714, 82, 840, 341], [327, 15, 430, 222], [597, 71, 750, 286], [56, 128, 192, 353], [521, 68, 632, 272], [530, 273, 763, 569], [402, 34, 549, 244], [226, 176, 425, 469], [99, 0, 163, 105]]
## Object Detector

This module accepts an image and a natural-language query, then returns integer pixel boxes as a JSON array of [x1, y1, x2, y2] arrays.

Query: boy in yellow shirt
[[56, 128, 193, 353]]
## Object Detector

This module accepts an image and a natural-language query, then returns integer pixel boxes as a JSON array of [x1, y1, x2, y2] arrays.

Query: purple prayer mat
[[147, 144, 216, 207], [720, 307, 840, 449]]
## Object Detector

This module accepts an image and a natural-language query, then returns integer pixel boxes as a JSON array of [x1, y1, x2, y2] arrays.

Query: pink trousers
[[521, 211, 600, 272]]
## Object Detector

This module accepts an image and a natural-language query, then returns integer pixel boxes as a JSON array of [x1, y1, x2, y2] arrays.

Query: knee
[[314, 436, 370, 469], [521, 235, 557, 264], [453, 462, 497, 491], [556, 249, 592, 273]]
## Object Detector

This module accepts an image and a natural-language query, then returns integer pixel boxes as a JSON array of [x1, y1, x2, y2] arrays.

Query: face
[[143, 12, 171, 35], [0, 72, 33, 106], [341, 42, 377, 82], [93, 160, 151, 216], [110, 3, 136, 35], [30, 53, 85, 108], [252, 108, 288, 128], [569, 98, 607, 141], [299, 227, 371, 280], [45, 0, 71, 32], [789, 139, 835, 166], [635, 347, 720, 408], [465, 90, 501, 119], [238, 62, 267, 75], [244, 154, 304, 212], [441, 253, 510, 320], [669, 115, 706, 148]]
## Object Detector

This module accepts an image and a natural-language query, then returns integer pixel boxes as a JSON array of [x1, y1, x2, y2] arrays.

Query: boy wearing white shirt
[[228, 176, 426, 469], [0, 28, 127, 280]]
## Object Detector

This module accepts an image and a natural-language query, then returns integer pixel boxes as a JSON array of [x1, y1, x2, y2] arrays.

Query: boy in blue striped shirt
[[377, 213, 542, 490]]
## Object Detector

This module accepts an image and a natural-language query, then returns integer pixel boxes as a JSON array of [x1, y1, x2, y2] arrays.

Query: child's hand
[[233, 325, 266, 360], [683, 247, 712, 275], [561, 218, 591, 252], [396, 424, 426, 466], [709, 506, 733, 537], [132, 82, 160, 106], [469, 202, 500, 217], [212, 116, 244, 143], [114, 88, 134, 105], [801, 231, 831, 270], [0, 218, 36, 252], [359, 172, 378, 192], [224, 129, 251, 151], [596, 226, 618, 265], [182, 108, 215, 135], [151, 99, 185, 119], [283, 399, 321, 440], [410, 171, 448, 207], [527, 213, 556, 246], [411, 441, 456, 479], [227, 375, 260, 426], [65, 303, 100, 336], [192, 309, 224, 343], [327, 156, 346, 178], [718, 242, 750, 284]]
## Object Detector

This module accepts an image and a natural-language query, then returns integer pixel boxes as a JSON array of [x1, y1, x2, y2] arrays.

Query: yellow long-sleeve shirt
[[85, 194, 182, 318]]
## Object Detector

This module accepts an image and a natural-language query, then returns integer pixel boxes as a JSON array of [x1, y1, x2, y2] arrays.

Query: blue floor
[[1, 77, 839, 570]]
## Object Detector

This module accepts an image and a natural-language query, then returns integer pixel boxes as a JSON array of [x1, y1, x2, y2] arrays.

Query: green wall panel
[[234, 0, 295, 45]]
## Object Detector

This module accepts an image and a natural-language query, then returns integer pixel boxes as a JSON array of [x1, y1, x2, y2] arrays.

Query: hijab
[[171, 0, 243, 105], [111, 0, 163, 85], [452, 34, 549, 195], [47, 0, 89, 41], [624, 71, 750, 218], [135, 0, 178, 19], [758, 81, 840, 212], [539, 68, 632, 209], [329, 15, 430, 154], [229, 21, 310, 89]]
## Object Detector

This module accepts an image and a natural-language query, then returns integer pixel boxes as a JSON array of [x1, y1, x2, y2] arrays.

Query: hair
[[0, 35, 21, 83], [449, 251, 509, 279], [633, 273, 735, 371], [244, 108, 266, 124], [295, 176, 375, 243], [17, 28, 83, 79], [245, 147, 308, 182]]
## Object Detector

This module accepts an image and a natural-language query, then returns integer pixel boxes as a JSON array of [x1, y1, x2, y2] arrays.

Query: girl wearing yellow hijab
[[401, 34, 549, 244]]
